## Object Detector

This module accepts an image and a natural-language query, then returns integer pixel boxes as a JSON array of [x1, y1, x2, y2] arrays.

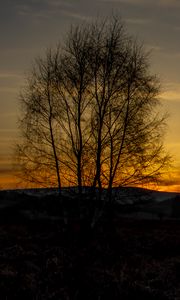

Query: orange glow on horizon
[[0, 174, 19, 190], [1, 171, 180, 193]]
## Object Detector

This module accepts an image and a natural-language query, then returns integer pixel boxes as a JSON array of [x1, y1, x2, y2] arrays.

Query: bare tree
[[15, 16, 170, 203], [16, 49, 62, 194], [54, 26, 93, 194], [97, 40, 170, 202], [69, 17, 170, 201]]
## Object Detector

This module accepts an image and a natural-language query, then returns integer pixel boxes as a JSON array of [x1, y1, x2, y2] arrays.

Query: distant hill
[[0, 186, 180, 221]]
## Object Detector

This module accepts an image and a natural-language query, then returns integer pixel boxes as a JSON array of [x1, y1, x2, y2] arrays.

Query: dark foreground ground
[[0, 194, 180, 299]]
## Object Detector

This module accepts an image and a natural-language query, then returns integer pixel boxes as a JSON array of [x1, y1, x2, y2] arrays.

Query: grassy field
[[0, 190, 180, 299], [0, 201, 180, 300]]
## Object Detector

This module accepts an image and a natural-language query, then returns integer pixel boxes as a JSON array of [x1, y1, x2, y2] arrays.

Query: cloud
[[0, 72, 22, 79], [159, 82, 180, 103], [99, 0, 180, 11], [158, 0, 180, 7], [0, 87, 18, 93], [46, 0, 73, 8], [0, 72, 22, 93], [126, 18, 152, 25], [160, 91, 180, 102], [61, 10, 91, 21], [158, 166, 180, 192], [0, 167, 12, 173], [0, 128, 17, 132], [0, 172, 19, 190], [105, 0, 180, 7], [15, 0, 79, 20], [99, 0, 144, 3], [16, 3, 52, 20]]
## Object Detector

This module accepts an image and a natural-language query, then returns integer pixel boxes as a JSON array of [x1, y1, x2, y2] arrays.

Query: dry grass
[[0, 215, 180, 299]]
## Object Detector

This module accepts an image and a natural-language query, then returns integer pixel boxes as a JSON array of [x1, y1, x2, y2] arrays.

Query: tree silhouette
[[15, 16, 170, 200], [15, 49, 62, 193]]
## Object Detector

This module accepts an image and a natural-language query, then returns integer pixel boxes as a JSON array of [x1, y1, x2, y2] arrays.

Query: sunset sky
[[1, 0, 180, 191]]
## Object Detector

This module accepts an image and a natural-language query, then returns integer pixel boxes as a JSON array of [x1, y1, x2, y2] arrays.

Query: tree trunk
[[49, 116, 61, 196]]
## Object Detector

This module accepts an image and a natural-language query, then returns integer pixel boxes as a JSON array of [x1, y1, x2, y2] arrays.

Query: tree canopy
[[15, 16, 170, 198]]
